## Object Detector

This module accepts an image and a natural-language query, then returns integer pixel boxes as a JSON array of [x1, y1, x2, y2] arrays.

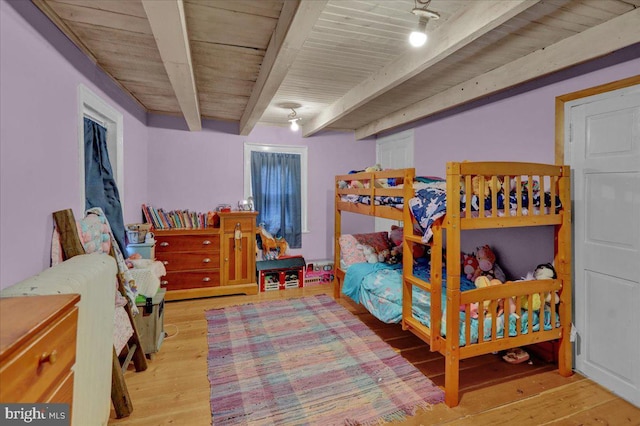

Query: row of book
[[142, 204, 216, 230]]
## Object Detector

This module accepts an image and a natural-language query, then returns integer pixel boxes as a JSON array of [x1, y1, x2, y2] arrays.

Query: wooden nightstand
[[0, 294, 80, 410]]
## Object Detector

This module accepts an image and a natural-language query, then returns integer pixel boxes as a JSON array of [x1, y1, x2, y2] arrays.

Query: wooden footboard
[[457, 279, 563, 357]]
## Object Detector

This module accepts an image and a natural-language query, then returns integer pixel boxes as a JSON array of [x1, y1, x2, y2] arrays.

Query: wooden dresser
[[155, 211, 258, 300], [0, 293, 80, 410]]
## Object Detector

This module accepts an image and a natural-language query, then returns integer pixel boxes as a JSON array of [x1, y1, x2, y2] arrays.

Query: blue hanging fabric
[[251, 151, 302, 248], [84, 117, 126, 254]]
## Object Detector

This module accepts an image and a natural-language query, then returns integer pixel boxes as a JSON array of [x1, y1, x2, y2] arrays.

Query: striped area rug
[[206, 294, 444, 425]]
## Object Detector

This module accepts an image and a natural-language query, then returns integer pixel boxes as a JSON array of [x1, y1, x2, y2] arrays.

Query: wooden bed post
[[402, 169, 415, 327], [555, 165, 573, 377], [444, 162, 462, 407]]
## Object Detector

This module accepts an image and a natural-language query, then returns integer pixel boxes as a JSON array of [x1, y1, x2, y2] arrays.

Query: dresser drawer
[[161, 270, 221, 290], [222, 217, 254, 233], [0, 307, 77, 402], [156, 234, 219, 253], [158, 251, 220, 271], [46, 370, 74, 404]]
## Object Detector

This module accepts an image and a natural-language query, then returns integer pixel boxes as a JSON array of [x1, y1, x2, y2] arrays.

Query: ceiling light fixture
[[288, 108, 301, 132], [409, 0, 439, 48]]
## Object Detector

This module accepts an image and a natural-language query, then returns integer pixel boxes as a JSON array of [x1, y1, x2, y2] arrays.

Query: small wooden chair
[[53, 209, 147, 418]]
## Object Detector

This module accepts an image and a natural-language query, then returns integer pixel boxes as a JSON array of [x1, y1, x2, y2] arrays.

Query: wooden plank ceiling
[[33, 0, 640, 138]]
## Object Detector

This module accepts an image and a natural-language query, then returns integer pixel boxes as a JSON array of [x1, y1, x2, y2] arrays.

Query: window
[[244, 143, 308, 248], [78, 84, 124, 212]]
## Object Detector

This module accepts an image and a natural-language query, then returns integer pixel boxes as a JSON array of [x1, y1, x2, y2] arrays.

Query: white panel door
[[375, 130, 414, 232], [569, 85, 640, 407]]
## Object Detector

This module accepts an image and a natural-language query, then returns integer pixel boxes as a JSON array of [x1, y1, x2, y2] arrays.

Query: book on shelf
[[141, 204, 216, 230]]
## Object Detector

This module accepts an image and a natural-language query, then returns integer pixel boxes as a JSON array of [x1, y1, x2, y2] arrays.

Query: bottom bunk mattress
[[342, 263, 559, 346]]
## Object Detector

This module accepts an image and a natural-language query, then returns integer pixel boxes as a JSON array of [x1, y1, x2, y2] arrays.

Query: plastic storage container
[[126, 242, 156, 259]]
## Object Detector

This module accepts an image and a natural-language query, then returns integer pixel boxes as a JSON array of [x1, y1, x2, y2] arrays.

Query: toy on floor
[[503, 347, 530, 364]]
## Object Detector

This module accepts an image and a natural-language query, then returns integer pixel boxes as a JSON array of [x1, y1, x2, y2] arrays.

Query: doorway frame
[[554, 75, 640, 164]]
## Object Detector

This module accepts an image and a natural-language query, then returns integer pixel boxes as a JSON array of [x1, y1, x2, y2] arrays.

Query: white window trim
[[78, 84, 124, 213], [244, 142, 308, 233]]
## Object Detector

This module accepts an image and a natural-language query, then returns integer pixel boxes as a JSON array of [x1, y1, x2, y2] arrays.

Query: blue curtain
[[251, 151, 302, 248], [84, 117, 126, 253]]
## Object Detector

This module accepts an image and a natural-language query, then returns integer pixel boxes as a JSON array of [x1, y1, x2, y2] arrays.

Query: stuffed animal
[[460, 302, 480, 319], [462, 253, 479, 280], [386, 246, 401, 264], [375, 248, 388, 263], [474, 275, 505, 317], [389, 225, 403, 247], [534, 263, 560, 305], [472, 175, 491, 196], [518, 263, 559, 310], [474, 245, 506, 282], [358, 244, 378, 264]]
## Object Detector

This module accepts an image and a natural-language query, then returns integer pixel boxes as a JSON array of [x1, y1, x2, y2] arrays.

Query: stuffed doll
[[534, 263, 560, 305], [518, 263, 559, 310]]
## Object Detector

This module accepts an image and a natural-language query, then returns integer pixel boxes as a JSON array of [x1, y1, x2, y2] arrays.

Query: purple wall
[[1, 0, 638, 288], [409, 54, 640, 279], [0, 0, 148, 289], [147, 117, 376, 262]]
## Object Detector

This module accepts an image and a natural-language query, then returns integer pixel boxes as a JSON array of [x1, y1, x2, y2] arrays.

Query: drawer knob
[[203, 258, 211, 263], [202, 240, 212, 245], [39, 350, 58, 366], [163, 261, 169, 265], [202, 277, 211, 282], [160, 242, 169, 247], [161, 280, 168, 285]]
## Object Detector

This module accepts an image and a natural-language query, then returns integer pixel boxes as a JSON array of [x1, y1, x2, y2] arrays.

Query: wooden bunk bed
[[333, 161, 572, 407]]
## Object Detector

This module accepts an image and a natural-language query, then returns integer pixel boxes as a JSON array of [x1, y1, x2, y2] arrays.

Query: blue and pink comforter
[[342, 263, 559, 346]]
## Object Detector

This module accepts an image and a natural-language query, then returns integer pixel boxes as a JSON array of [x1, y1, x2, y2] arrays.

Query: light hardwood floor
[[109, 286, 640, 425]]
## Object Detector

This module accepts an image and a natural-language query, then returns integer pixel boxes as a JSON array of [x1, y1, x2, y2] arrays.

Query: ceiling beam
[[142, 0, 201, 131], [302, 0, 540, 137], [355, 8, 640, 140], [239, 0, 327, 136]]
